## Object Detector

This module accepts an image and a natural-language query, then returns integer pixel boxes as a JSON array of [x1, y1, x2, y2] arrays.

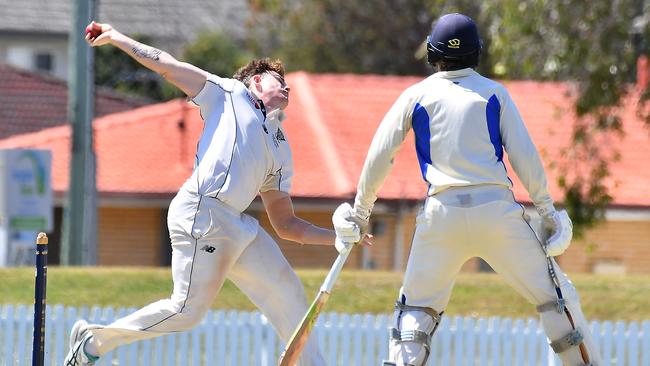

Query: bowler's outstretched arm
[[85, 21, 207, 97]]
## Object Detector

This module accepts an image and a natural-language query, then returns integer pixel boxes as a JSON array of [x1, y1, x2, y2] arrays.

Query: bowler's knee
[[172, 307, 208, 331]]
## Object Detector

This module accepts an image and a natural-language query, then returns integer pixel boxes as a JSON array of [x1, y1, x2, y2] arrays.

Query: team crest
[[272, 128, 286, 147], [276, 129, 286, 142], [448, 38, 461, 49]]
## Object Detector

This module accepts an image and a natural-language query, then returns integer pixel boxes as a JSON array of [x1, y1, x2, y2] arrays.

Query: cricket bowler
[[64, 21, 370, 366]]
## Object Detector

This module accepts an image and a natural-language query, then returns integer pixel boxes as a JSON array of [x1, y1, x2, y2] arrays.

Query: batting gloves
[[332, 202, 370, 247], [542, 210, 573, 257]]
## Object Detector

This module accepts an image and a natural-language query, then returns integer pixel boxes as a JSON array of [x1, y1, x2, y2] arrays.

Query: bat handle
[[320, 248, 351, 293]]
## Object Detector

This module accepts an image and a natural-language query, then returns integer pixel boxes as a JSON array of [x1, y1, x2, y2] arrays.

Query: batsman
[[64, 21, 371, 366], [333, 13, 603, 366]]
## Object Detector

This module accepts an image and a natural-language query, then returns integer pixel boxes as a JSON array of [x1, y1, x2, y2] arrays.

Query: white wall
[[0, 35, 68, 79]]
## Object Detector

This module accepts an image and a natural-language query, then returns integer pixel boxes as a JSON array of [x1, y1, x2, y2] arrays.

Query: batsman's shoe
[[64, 320, 99, 366]]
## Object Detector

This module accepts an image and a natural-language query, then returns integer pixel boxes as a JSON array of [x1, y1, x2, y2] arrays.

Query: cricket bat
[[278, 239, 354, 366]]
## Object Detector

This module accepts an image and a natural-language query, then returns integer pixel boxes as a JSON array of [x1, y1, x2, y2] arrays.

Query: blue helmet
[[426, 13, 482, 68]]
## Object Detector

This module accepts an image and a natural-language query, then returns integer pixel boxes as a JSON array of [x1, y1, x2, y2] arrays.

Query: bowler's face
[[259, 72, 290, 111]]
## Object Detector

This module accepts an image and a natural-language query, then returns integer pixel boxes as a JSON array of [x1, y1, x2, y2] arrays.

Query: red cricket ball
[[85, 23, 101, 38]]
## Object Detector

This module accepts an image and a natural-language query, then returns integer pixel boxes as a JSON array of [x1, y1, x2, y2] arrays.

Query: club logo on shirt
[[276, 129, 286, 142], [272, 128, 286, 147], [448, 38, 461, 49]]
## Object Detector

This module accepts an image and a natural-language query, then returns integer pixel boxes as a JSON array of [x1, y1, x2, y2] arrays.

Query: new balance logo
[[200, 245, 216, 253]]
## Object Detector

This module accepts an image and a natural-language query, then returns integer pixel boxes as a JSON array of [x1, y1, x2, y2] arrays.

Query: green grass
[[1, 267, 649, 321]]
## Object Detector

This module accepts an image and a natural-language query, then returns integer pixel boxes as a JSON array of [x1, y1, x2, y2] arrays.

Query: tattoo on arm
[[131, 45, 162, 61]]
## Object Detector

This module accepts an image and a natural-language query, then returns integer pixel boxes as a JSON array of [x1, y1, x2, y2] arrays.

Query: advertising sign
[[0, 149, 52, 266]]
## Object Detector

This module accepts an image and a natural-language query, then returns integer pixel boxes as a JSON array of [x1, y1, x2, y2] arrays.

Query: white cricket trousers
[[398, 184, 602, 365], [87, 189, 326, 366]]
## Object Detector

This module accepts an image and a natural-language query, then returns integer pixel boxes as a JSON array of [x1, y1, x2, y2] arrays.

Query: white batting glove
[[542, 210, 573, 257], [332, 203, 361, 243]]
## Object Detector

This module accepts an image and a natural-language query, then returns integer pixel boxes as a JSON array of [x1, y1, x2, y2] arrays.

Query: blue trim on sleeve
[[412, 103, 432, 180], [486, 94, 503, 162]]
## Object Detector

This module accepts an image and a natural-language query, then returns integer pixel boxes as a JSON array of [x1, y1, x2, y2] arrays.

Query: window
[[34, 53, 53, 72]]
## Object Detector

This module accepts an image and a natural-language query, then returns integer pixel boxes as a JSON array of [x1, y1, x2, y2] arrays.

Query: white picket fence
[[1, 304, 649, 366]]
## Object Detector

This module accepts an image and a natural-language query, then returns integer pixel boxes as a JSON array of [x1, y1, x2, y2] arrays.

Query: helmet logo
[[448, 38, 461, 49]]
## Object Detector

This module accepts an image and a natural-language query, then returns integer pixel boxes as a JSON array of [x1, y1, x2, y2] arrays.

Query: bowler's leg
[[228, 228, 326, 366], [84, 194, 247, 356]]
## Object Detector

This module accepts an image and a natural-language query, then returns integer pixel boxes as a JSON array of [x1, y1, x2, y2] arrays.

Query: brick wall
[[97, 207, 163, 266], [558, 220, 650, 274], [390, 212, 650, 275], [92, 205, 650, 274]]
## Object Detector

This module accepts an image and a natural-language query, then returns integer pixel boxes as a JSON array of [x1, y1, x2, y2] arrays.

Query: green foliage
[[94, 36, 172, 101], [94, 32, 251, 101], [249, 0, 437, 74], [182, 31, 253, 80], [486, 0, 649, 231]]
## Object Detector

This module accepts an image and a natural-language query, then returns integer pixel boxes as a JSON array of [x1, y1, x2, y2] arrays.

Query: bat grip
[[320, 249, 351, 293]]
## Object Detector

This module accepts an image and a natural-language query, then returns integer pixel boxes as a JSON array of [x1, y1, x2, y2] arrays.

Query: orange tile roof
[[0, 100, 199, 195], [1, 72, 648, 207]]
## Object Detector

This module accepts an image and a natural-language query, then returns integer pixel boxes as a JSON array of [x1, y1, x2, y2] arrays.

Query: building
[[0, 0, 248, 80], [1, 72, 648, 273], [0, 63, 148, 139]]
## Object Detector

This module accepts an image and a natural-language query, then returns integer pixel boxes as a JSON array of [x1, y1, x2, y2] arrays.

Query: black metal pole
[[32, 232, 48, 366]]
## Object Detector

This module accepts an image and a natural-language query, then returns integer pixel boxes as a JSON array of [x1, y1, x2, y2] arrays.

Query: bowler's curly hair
[[233, 58, 285, 87]]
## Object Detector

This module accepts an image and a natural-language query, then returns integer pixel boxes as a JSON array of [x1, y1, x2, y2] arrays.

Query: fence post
[[615, 320, 627, 365], [5, 305, 15, 364], [453, 316, 463, 365], [628, 321, 639, 366], [477, 317, 488, 366], [340, 313, 351, 365], [326, 313, 339, 366], [440, 316, 451, 365], [490, 316, 500, 366], [641, 321, 650, 366], [364, 313, 375, 366], [513, 318, 525, 365], [602, 321, 613, 366]]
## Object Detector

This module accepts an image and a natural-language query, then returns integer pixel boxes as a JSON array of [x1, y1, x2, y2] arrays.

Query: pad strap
[[550, 329, 584, 353], [390, 327, 432, 345], [394, 302, 442, 323]]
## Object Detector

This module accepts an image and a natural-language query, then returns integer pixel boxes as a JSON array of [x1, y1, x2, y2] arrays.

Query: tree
[[94, 36, 170, 101], [182, 32, 253, 81], [249, 0, 437, 75], [484, 0, 650, 236]]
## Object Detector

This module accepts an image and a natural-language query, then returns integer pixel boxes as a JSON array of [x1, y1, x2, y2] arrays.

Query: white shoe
[[64, 320, 99, 366]]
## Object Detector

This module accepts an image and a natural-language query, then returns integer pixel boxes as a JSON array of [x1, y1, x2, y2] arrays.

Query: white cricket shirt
[[356, 68, 554, 214], [183, 74, 293, 213]]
